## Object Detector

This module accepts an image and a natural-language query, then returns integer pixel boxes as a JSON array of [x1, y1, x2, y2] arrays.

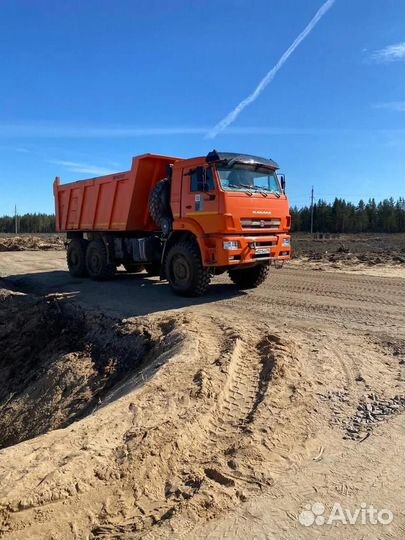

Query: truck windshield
[[216, 164, 282, 194]]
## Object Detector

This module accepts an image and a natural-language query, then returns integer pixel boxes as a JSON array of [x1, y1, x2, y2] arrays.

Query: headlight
[[223, 241, 241, 250], [282, 238, 290, 247]]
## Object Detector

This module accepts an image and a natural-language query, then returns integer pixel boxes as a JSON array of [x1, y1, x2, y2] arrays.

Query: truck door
[[181, 166, 219, 233]]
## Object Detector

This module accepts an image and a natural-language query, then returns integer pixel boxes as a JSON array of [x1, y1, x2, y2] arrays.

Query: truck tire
[[228, 263, 270, 289], [165, 240, 210, 296], [67, 238, 88, 277], [149, 179, 172, 234], [86, 240, 116, 280], [123, 263, 144, 273]]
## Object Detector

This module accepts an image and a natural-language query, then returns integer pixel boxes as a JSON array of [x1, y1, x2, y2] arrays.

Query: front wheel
[[165, 240, 210, 296], [228, 263, 270, 289]]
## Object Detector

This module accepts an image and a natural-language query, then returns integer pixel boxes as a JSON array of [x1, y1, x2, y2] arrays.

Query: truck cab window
[[217, 165, 281, 194], [190, 167, 215, 192], [190, 170, 202, 192]]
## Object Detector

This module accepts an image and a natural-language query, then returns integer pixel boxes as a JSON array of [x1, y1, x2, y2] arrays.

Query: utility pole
[[310, 186, 314, 234], [14, 205, 18, 234]]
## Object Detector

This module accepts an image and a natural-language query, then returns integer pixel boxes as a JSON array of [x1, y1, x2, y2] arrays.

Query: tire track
[[265, 281, 401, 307], [201, 336, 262, 449], [194, 329, 285, 469], [210, 336, 275, 435], [225, 292, 404, 331]]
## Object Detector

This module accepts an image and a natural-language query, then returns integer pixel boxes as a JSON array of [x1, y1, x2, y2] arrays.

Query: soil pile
[[0, 285, 174, 449], [0, 235, 64, 251], [292, 232, 405, 266]]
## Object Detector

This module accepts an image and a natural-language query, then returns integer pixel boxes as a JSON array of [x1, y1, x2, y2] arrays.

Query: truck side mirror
[[197, 167, 207, 191], [280, 174, 286, 192]]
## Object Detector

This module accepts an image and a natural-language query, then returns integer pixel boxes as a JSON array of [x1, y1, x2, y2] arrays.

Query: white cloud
[[47, 160, 114, 176], [0, 124, 206, 138], [371, 42, 405, 63], [1, 123, 404, 140], [0, 123, 335, 138], [372, 101, 405, 112]]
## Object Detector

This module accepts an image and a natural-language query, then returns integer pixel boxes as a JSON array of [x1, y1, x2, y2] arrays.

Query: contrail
[[206, 0, 336, 139]]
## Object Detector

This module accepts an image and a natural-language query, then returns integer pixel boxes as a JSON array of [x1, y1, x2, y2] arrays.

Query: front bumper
[[202, 234, 291, 267]]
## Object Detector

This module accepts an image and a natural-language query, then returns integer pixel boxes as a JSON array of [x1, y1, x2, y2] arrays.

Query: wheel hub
[[172, 255, 190, 284], [90, 251, 102, 273]]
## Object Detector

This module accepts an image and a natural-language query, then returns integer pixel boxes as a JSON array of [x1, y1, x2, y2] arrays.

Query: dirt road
[[1, 251, 403, 325], [0, 251, 404, 540]]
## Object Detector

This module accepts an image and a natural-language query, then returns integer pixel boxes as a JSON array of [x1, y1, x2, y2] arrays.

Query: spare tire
[[149, 179, 172, 234]]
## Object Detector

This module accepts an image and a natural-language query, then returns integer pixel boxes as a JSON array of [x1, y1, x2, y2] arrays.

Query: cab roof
[[206, 150, 279, 170]]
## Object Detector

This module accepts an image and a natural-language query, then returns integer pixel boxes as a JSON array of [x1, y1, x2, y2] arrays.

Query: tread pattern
[[206, 338, 271, 437], [228, 263, 270, 289], [190, 323, 310, 488], [149, 179, 172, 229]]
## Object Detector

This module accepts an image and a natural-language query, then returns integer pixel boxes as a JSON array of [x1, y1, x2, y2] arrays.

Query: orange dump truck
[[54, 151, 291, 296]]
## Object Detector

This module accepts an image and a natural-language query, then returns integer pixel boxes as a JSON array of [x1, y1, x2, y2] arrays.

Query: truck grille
[[241, 218, 281, 229]]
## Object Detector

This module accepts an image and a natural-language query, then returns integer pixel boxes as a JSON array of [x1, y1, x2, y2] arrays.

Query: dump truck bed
[[53, 153, 179, 232]]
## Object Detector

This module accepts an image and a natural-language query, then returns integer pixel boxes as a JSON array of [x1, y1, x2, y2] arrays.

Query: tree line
[[0, 197, 404, 233], [291, 197, 405, 233], [0, 213, 56, 233]]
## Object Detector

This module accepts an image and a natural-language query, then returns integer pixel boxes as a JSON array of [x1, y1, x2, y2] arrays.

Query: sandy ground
[[0, 251, 404, 540], [287, 258, 405, 278]]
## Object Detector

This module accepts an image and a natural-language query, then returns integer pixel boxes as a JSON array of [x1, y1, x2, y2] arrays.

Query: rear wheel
[[165, 240, 210, 296], [123, 263, 144, 273], [67, 238, 88, 277], [228, 262, 270, 289], [86, 240, 116, 280]]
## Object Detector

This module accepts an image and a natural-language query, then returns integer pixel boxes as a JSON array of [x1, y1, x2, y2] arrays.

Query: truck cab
[[169, 151, 291, 268]]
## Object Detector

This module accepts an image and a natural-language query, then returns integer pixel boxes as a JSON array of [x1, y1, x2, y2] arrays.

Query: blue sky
[[0, 0, 404, 215]]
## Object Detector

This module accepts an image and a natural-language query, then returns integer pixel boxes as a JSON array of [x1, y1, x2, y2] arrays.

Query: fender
[[160, 226, 206, 278], [171, 218, 207, 255]]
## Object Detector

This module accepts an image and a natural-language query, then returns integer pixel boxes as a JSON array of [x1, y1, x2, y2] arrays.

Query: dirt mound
[[0, 285, 181, 449], [0, 235, 64, 252]]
